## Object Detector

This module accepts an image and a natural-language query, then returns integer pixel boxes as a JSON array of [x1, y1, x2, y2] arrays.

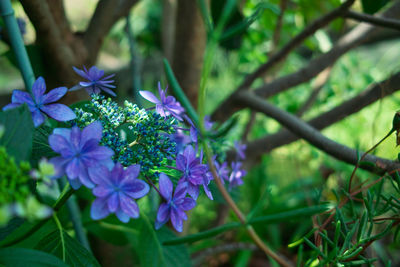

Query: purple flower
[[72, 66, 116, 96], [214, 159, 229, 184], [3, 77, 76, 127], [155, 173, 196, 232], [176, 146, 208, 200], [89, 163, 149, 223], [234, 141, 246, 160], [139, 82, 185, 120], [169, 130, 191, 154], [199, 150, 213, 200], [184, 115, 213, 144], [48, 121, 114, 189], [229, 161, 247, 188]]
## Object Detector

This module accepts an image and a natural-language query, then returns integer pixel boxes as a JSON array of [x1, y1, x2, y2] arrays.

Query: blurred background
[[1, 0, 400, 265]]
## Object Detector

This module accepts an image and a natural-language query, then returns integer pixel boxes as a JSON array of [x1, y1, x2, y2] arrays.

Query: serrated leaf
[[35, 229, 100, 267], [0, 247, 68, 267], [0, 104, 34, 161]]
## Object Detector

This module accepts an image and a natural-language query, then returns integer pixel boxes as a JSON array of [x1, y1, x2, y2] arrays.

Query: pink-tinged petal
[[93, 186, 113, 197], [91, 198, 110, 220], [181, 198, 196, 211], [158, 173, 173, 201], [65, 158, 80, 179], [32, 109, 45, 127], [81, 121, 103, 144], [48, 134, 72, 154], [42, 87, 67, 104], [115, 209, 130, 223], [171, 209, 183, 232], [155, 104, 166, 117], [139, 91, 160, 104], [122, 180, 149, 199], [3, 103, 21, 111], [107, 193, 119, 213], [156, 203, 170, 222], [73, 66, 90, 80], [11, 90, 34, 106], [120, 197, 140, 219], [174, 181, 188, 200], [32, 77, 46, 102], [40, 104, 76, 122]]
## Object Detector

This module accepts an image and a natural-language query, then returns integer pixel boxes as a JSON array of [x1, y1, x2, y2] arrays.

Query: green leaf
[[0, 104, 34, 161], [32, 125, 57, 162], [35, 229, 101, 267], [361, 0, 390, 14], [0, 247, 68, 267], [157, 228, 192, 267]]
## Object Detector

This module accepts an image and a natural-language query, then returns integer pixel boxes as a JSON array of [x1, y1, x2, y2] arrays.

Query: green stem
[[58, 179, 91, 252], [0, 0, 35, 92], [0, 184, 74, 247]]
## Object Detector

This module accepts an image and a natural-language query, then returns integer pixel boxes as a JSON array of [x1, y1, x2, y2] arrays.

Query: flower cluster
[[2, 66, 247, 233]]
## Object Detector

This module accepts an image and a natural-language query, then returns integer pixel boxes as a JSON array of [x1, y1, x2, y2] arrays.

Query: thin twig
[[345, 10, 400, 31]]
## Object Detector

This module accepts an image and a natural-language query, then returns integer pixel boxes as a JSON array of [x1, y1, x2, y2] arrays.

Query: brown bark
[[161, 0, 177, 63], [172, 0, 207, 107]]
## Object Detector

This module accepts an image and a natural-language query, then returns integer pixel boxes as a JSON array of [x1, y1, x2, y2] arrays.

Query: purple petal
[[89, 165, 112, 186], [65, 158, 80, 179], [3, 103, 21, 111], [120, 196, 139, 219], [158, 173, 173, 201], [173, 181, 188, 200], [42, 87, 67, 104], [122, 180, 149, 199], [40, 104, 76, 122], [123, 164, 140, 180], [84, 145, 114, 161], [69, 178, 82, 190], [107, 193, 119, 213], [100, 87, 116, 97], [78, 167, 95, 188], [203, 184, 213, 200], [73, 66, 90, 80], [32, 109, 45, 127], [171, 209, 183, 232], [91, 197, 110, 220], [48, 134, 72, 154], [11, 90, 34, 106], [116, 209, 130, 223], [53, 128, 71, 140], [70, 126, 81, 150], [156, 203, 170, 222], [81, 121, 103, 144], [181, 198, 196, 211], [139, 91, 160, 104], [93, 186, 113, 197], [187, 183, 199, 200], [32, 77, 46, 102], [176, 155, 186, 171]]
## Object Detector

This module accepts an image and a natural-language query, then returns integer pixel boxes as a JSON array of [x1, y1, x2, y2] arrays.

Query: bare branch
[[237, 0, 355, 91], [212, 1, 400, 122], [243, 71, 400, 162], [296, 66, 332, 117], [345, 10, 400, 31], [84, 0, 139, 64], [238, 90, 400, 174]]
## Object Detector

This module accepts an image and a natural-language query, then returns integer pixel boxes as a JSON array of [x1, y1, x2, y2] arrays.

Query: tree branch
[[237, 90, 400, 174], [345, 10, 400, 31], [212, 1, 400, 122], [242, 71, 400, 162], [83, 0, 139, 64], [237, 0, 355, 91]]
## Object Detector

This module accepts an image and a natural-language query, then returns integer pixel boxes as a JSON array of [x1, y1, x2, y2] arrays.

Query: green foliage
[[0, 104, 33, 161], [35, 229, 101, 267], [0, 247, 68, 267]]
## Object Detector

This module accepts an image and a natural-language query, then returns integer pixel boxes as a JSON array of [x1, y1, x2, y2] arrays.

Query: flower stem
[[0, 184, 74, 247], [203, 144, 292, 267]]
